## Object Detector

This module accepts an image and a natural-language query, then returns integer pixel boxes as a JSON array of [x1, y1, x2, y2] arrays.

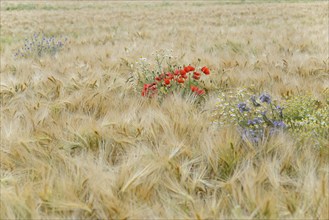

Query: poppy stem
[[188, 73, 191, 91]]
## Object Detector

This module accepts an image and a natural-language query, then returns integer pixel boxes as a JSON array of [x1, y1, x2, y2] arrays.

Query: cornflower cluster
[[14, 33, 67, 59], [236, 93, 286, 143], [215, 91, 286, 144]]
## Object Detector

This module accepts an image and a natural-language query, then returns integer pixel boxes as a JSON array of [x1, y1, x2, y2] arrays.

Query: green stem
[[188, 73, 191, 90]]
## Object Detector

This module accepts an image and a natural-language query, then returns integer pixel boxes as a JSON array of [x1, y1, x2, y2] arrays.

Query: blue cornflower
[[248, 117, 263, 125], [273, 121, 286, 129], [259, 93, 271, 104], [243, 128, 263, 144], [251, 95, 261, 107], [237, 102, 250, 112]]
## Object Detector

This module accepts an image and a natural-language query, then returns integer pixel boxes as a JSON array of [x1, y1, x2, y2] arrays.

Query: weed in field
[[133, 52, 210, 102], [283, 94, 329, 144], [14, 33, 67, 59], [215, 90, 287, 144], [215, 89, 329, 146]]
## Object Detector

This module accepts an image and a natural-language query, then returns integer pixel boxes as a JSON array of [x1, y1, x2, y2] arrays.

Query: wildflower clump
[[215, 89, 329, 146], [215, 90, 286, 144], [14, 32, 67, 59], [134, 52, 210, 101], [283, 95, 329, 142]]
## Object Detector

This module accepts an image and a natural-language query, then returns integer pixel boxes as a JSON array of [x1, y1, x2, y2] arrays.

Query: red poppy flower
[[201, 66, 210, 75], [182, 74, 188, 79], [166, 72, 174, 80], [142, 84, 150, 96], [184, 65, 195, 73], [193, 75, 200, 80], [180, 69, 187, 76], [142, 83, 158, 97], [155, 76, 161, 81], [164, 78, 171, 85], [177, 77, 185, 83], [190, 85, 205, 95], [196, 89, 205, 95], [193, 72, 201, 80], [190, 85, 198, 92], [193, 71, 201, 76], [174, 69, 180, 75]]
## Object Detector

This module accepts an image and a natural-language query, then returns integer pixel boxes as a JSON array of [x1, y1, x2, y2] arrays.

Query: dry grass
[[1, 1, 328, 219]]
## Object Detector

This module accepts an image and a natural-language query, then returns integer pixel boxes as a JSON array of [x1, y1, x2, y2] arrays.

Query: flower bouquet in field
[[133, 52, 211, 102]]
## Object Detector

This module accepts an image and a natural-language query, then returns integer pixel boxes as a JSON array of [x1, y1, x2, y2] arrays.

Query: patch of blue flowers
[[14, 32, 67, 59], [237, 93, 286, 144]]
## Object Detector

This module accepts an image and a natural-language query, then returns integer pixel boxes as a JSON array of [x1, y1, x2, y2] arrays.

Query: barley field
[[0, 1, 328, 219]]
